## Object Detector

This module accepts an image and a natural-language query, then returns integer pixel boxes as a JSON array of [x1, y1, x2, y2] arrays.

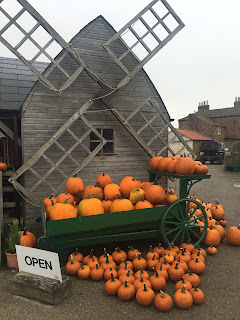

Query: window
[[217, 127, 221, 135], [90, 128, 114, 154]]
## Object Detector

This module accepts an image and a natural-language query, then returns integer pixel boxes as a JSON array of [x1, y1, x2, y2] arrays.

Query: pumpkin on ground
[[226, 225, 240, 245], [117, 281, 136, 301], [105, 273, 122, 295], [154, 291, 173, 312], [65, 255, 80, 276], [174, 285, 193, 309], [136, 283, 155, 306], [19, 228, 37, 247]]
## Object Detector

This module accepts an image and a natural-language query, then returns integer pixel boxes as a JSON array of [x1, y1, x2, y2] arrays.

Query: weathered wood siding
[[21, 16, 169, 230]]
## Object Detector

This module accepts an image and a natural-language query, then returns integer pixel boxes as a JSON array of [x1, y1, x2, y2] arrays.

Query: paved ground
[[0, 164, 240, 320]]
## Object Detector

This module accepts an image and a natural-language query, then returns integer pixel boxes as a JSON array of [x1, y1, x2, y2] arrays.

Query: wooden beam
[[0, 120, 21, 147]]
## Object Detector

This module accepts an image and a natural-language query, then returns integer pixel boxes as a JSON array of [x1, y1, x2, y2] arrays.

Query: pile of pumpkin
[[65, 244, 208, 311], [43, 173, 178, 221], [149, 156, 209, 175]]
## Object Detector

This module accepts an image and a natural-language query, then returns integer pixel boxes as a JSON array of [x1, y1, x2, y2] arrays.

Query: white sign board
[[16, 245, 62, 283]]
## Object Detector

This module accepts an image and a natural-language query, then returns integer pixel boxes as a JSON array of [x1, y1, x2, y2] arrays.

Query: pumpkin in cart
[[96, 173, 112, 189], [110, 197, 134, 213], [144, 185, 166, 205], [43, 195, 57, 209], [78, 196, 104, 217], [49, 198, 77, 220], [66, 174, 84, 195], [82, 184, 104, 201], [56, 192, 74, 205], [175, 157, 195, 175], [129, 187, 145, 204], [120, 176, 139, 198], [104, 183, 121, 202], [149, 156, 163, 170]]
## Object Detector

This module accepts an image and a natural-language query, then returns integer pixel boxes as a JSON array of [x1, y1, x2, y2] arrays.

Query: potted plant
[[5, 218, 21, 268]]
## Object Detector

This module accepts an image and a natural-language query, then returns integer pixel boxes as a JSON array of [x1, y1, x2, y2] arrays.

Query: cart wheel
[[161, 198, 208, 247]]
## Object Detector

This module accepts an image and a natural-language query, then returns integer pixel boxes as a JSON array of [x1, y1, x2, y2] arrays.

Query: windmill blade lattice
[[9, 100, 107, 206], [0, 0, 88, 93], [104, 0, 185, 88]]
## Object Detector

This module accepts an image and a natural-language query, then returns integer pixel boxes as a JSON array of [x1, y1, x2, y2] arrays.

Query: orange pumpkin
[[104, 183, 121, 201], [43, 195, 57, 209], [56, 192, 74, 205], [78, 197, 104, 216], [110, 197, 134, 213], [144, 185, 166, 204], [82, 184, 103, 201], [135, 198, 153, 209], [0, 162, 7, 171], [175, 157, 195, 175], [49, 201, 77, 221], [96, 173, 112, 189], [157, 158, 172, 172], [149, 156, 163, 170], [226, 225, 240, 245], [20, 229, 37, 247], [101, 198, 112, 213], [66, 175, 84, 195], [120, 177, 139, 198]]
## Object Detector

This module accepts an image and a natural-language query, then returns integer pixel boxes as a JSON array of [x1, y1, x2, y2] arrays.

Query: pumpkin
[[98, 248, 113, 264], [105, 273, 122, 295], [219, 218, 227, 228], [0, 162, 7, 171], [203, 225, 221, 247], [56, 192, 74, 205], [226, 225, 240, 245], [87, 258, 99, 270], [82, 184, 104, 201], [188, 258, 206, 274], [119, 269, 135, 284], [132, 253, 147, 271], [153, 243, 165, 256], [157, 157, 172, 171], [118, 265, 134, 278], [73, 192, 83, 205], [100, 255, 117, 271], [191, 251, 205, 263], [119, 260, 133, 270], [166, 158, 178, 173], [136, 283, 155, 306], [175, 277, 192, 291], [43, 195, 57, 209], [110, 197, 134, 213], [49, 199, 77, 221], [129, 187, 145, 204], [195, 163, 208, 174], [211, 205, 225, 220], [112, 247, 127, 264], [175, 157, 195, 175], [119, 176, 139, 199], [141, 182, 153, 191], [90, 264, 104, 281], [149, 156, 163, 170], [104, 266, 118, 281], [154, 291, 173, 312], [146, 245, 159, 260], [166, 189, 179, 204], [147, 254, 159, 271], [156, 263, 168, 281], [101, 198, 112, 213], [19, 229, 37, 248], [212, 223, 226, 241], [78, 196, 104, 216], [171, 257, 188, 273], [65, 255, 80, 276], [174, 285, 193, 309], [134, 266, 150, 280], [183, 269, 200, 287], [96, 173, 112, 189], [127, 246, 139, 261], [180, 242, 195, 253], [117, 281, 136, 301], [133, 274, 152, 291], [77, 263, 91, 279], [144, 185, 166, 204], [66, 174, 84, 195], [191, 247, 207, 258], [206, 245, 217, 255], [82, 184, 94, 199], [135, 198, 153, 209], [168, 262, 185, 283], [104, 183, 121, 201], [82, 249, 97, 265], [68, 249, 83, 263], [149, 269, 166, 291], [190, 286, 204, 305]]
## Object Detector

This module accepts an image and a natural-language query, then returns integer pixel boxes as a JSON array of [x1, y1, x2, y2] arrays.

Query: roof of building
[[0, 57, 48, 111], [179, 106, 240, 122], [177, 129, 212, 141]]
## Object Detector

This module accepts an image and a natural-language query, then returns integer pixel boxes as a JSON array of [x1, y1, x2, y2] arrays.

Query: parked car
[[198, 141, 224, 164]]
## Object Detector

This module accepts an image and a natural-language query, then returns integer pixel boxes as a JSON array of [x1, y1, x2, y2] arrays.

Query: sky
[[0, 0, 240, 127]]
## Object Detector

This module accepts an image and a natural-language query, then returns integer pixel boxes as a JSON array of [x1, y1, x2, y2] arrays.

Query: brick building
[[178, 98, 240, 143]]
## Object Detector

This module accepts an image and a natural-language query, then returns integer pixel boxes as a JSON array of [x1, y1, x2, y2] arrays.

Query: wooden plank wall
[[21, 16, 169, 233]]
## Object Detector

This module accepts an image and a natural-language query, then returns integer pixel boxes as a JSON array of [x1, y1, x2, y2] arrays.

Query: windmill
[[0, 0, 195, 212]]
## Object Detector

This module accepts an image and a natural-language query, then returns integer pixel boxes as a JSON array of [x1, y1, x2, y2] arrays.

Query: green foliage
[[7, 218, 21, 253]]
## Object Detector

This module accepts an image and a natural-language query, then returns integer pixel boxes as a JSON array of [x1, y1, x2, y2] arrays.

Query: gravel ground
[[0, 164, 240, 320]]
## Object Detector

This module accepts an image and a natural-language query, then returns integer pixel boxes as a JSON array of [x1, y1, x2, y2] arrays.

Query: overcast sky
[[1, 0, 240, 127]]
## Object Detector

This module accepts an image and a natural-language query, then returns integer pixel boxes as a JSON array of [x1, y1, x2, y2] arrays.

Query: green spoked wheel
[[161, 198, 208, 247]]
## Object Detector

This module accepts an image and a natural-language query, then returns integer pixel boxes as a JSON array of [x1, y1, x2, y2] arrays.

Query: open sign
[[16, 246, 62, 282]]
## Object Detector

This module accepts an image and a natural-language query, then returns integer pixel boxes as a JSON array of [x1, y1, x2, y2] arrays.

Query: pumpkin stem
[[89, 249, 94, 258], [137, 252, 142, 260], [106, 254, 109, 264], [152, 254, 156, 261], [70, 254, 74, 264], [194, 285, 198, 292], [149, 245, 153, 253], [181, 277, 185, 283], [154, 269, 159, 277], [110, 272, 115, 282], [23, 227, 27, 236], [181, 285, 186, 294], [115, 193, 123, 199], [140, 266, 143, 274], [175, 262, 179, 269], [141, 196, 145, 202], [158, 243, 162, 249], [124, 280, 128, 288], [140, 274, 144, 282], [159, 262, 163, 271], [80, 263, 84, 269], [160, 290, 165, 298], [128, 246, 135, 251], [126, 269, 131, 277], [87, 194, 92, 199], [143, 283, 147, 291], [62, 196, 71, 204], [95, 263, 99, 269], [115, 247, 121, 253]]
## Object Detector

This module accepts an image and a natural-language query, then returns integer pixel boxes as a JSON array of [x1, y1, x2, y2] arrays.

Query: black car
[[199, 141, 224, 164]]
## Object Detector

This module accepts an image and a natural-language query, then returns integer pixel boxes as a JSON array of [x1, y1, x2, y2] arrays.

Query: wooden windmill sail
[[0, 0, 196, 207]]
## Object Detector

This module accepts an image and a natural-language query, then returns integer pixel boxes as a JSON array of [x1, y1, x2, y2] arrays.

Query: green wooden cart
[[37, 171, 211, 265]]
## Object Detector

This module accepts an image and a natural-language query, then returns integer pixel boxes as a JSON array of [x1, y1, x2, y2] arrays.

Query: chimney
[[234, 97, 240, 108], [198, 100, 209, 113]]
